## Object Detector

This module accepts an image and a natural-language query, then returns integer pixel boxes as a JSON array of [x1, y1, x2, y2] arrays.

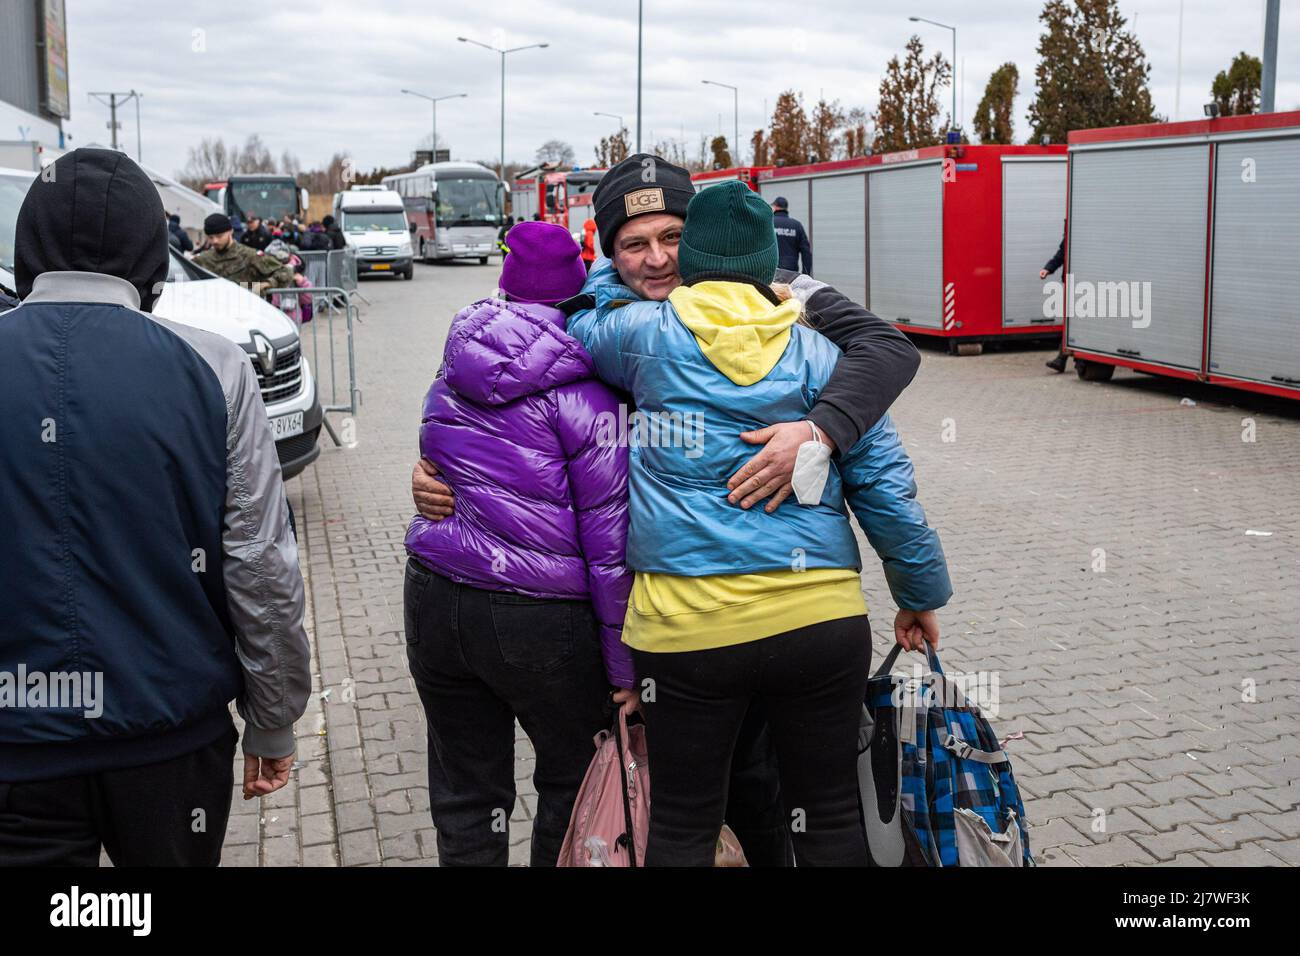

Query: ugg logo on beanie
[[624, 187, 666, 216]]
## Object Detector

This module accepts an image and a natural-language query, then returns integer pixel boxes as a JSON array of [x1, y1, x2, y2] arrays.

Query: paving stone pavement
[[220, 262, 1300, 867]]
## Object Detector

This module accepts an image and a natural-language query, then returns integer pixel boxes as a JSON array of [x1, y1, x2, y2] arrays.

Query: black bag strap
[[612, 709, 639, 868], [872, 641, 945, 679]]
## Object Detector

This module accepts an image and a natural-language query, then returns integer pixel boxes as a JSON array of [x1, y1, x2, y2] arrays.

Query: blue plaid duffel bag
[[858, 642, 1033, 867]]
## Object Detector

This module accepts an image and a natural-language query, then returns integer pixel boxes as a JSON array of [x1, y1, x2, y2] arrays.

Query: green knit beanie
[[677, 181, 778, 285]]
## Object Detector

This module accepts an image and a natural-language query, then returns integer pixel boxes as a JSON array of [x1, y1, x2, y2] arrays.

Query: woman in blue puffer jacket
[[567, 181, 953, 866], [403, 221, 635, 867]]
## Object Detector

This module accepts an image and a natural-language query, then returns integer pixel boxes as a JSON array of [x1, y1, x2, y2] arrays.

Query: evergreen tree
[[1211, 52, 1262, 116], [974, 62, 1019, 144], [1027, 0, 1157, 144]]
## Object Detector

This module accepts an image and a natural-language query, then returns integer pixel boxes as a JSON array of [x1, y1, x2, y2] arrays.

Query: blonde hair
[[770, 282, 811, 326]]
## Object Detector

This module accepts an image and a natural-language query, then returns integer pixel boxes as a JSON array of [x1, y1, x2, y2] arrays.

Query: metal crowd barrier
[[295, 248, 359, 298], [266, 285, 360, 448]]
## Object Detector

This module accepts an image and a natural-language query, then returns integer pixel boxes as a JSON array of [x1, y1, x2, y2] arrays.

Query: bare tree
[[535, 139, 575, 167], [842, 106, 872, 158], [237, 134, 276, 173], [179, 137, 240, 188]]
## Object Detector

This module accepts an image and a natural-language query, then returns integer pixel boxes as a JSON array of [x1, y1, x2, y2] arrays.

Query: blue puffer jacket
[[566, 259, 951, 612]]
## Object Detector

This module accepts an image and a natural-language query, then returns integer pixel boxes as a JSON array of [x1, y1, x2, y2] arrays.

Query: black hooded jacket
[[0, 148, 311, 782], [14, 148, 170, 312]]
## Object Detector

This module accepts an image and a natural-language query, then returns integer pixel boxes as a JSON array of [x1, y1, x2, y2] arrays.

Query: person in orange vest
[[581, 216, 598, 271]]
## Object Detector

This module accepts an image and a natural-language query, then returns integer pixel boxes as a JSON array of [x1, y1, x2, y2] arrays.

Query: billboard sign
[[40, 0, 71, 120]]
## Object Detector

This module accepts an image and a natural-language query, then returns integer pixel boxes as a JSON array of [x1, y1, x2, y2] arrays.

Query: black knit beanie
[[592, 153, 694, 250]]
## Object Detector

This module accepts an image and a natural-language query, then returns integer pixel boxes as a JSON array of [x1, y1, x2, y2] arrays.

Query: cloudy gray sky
[[62, 0, 1299, 179]]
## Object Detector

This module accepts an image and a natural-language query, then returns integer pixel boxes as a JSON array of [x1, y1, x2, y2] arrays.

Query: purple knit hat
[[498, 221, 588, 306]]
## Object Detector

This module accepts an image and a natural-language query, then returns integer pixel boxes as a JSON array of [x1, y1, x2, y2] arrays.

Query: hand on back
[[412, 458, 454, 520]]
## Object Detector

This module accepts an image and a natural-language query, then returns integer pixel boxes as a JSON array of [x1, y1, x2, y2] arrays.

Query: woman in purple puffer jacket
[[403, 221, 635, 867]]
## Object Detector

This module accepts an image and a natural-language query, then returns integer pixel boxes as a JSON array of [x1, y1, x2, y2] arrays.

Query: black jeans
[[633, 615, 872, 867], [725, 701, 794, 866], [0, 721, 237, 866], [403, 557, 611, 867]]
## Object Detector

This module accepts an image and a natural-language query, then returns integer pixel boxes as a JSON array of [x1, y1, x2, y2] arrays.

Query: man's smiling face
[[611, 213, 683, 301]]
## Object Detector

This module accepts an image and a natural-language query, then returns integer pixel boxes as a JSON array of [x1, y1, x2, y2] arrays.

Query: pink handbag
[[558, 709, 650, 867]]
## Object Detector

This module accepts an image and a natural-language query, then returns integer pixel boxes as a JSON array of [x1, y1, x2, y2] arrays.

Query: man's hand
[[893, 609, 940, 652], [611, 687, 640, 716], [727, 421, 836, 513], [1038, 269, 1049, 280], [243, 754, 295, 800], [412, 458, 455, 520]]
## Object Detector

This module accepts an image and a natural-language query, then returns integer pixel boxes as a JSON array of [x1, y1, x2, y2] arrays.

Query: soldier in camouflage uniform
[[194, 213, 294, 296]]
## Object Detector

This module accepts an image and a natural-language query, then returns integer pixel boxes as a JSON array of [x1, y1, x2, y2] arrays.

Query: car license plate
[[371, 263, 391, 270], [271, 412, 304, 440]]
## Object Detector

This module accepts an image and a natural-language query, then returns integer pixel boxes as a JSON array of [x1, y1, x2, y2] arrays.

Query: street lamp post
[[594, 112, 626, 156], [701, 80, 739, 165], [909, 16, 957, 133], [636, 0, 643, 152], [401, 89, 467, 161], [458, 36, 548, 181]]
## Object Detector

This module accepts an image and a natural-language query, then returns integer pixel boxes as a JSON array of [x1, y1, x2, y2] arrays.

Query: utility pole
[[636, 0, 644, 152], [1261, 0, 1280, 113], [1174, 0, 1185, 120], [88, 90, 140, 155]]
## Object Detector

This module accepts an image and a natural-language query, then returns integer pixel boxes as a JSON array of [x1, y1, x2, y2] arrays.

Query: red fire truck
[[757, 144, 1068, 353], [1062, 110, 1300, 400], [691, 166, 773, 192], [511, 166, 607, 249]]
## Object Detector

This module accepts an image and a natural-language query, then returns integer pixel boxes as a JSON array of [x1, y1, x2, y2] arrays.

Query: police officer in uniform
[[771, 196, 812, 277]]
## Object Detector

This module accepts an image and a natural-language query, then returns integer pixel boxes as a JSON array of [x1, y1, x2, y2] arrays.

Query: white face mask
[[792, 420, 832, 506]]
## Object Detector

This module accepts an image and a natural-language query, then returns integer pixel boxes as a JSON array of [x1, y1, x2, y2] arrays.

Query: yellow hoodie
[[621, 281, 867, 654]]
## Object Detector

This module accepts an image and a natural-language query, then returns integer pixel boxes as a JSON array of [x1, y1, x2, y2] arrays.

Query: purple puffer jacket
[[404, 297, 634, 689]]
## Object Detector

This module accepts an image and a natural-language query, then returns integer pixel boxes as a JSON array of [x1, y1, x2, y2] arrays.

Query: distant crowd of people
[[161, 208, 352, 311], [166, 209, 347, 257]]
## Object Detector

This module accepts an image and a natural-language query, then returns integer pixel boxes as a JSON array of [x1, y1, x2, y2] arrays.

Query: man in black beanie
[[588, 153, 696, 301], [411, 150, 925, 867], [0, 148, 310, 866]]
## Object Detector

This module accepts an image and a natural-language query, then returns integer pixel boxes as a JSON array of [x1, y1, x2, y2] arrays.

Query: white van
[[333, 187, 414, 279]]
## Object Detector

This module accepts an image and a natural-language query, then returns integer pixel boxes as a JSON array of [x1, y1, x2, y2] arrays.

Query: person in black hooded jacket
[[0, 148, 311, 867], [167, 212, 193, 253]]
